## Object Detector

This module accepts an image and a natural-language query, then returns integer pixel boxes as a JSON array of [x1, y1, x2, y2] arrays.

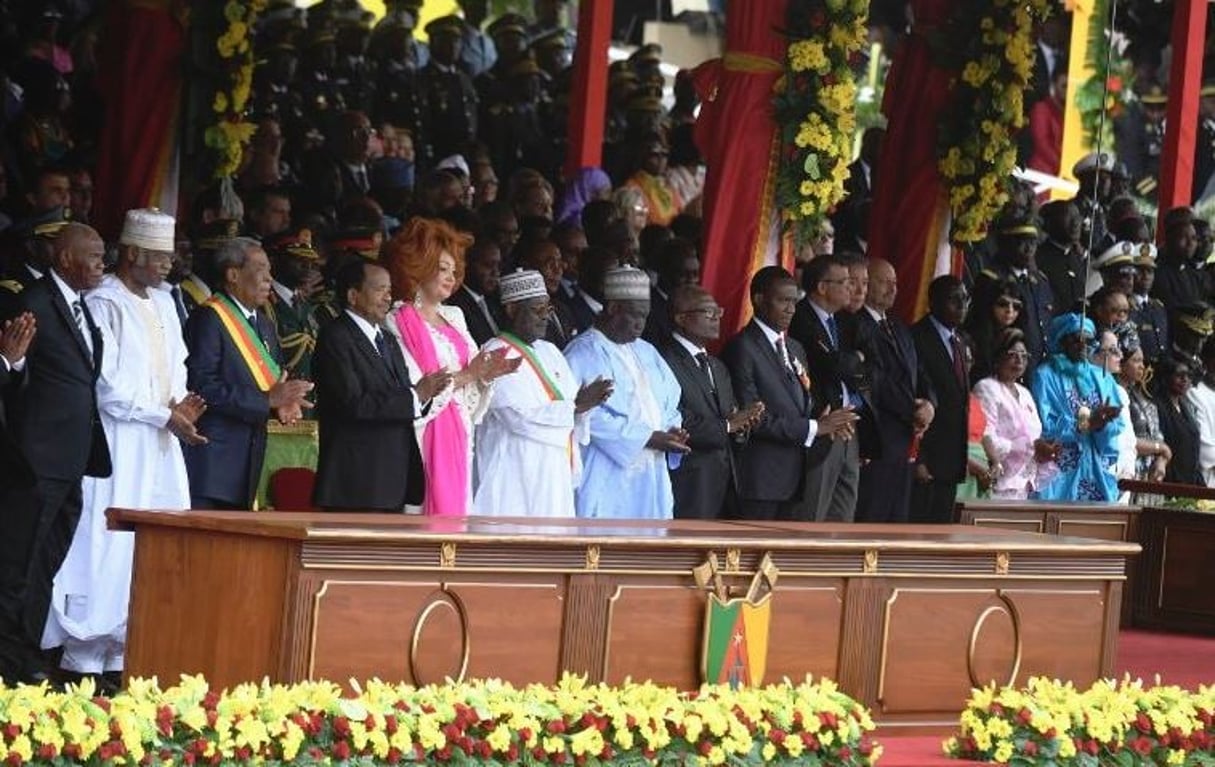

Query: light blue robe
[[564, 328, 683, 519], [1031, 358, 1124, 501]]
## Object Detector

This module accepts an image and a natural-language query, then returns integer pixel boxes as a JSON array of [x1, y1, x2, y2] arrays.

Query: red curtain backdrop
[[93, 0, 185, 242], [867, 0, 959, 322], [693, 1, 789, 341]]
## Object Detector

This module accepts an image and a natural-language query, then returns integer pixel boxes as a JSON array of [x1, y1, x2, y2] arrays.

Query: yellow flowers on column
[[209, 0, 268, 179]]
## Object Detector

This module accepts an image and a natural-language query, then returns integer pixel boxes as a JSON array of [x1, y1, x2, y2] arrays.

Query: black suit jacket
[[183, 294, 282, 507], [642, 287, 674, 346], [1, 276, 110, 482], [556, 281, 596, 333], [910, 316, 969, 483], [659, 337, 740, 518], [788, 300, 871, 458], [723, 321, 813, 503], [857, 311, 932, 461], [446, 285, 502, 347], [0, 358, 35, 487], [312, 312, 425, 510]]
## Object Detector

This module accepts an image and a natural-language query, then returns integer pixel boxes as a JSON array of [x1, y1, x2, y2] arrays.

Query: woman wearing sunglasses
[[963, 278, 1023, 386]]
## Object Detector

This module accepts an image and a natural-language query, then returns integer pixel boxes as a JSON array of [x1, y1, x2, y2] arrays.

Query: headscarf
[[1047, 313, 1100, 399], [1047, 313, 1095, 355], [555, 167, 612, 227]]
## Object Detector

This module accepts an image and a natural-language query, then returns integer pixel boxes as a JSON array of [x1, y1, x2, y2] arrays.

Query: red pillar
[[563, 0, 613, 180], [1156, 0, 1206, 227]]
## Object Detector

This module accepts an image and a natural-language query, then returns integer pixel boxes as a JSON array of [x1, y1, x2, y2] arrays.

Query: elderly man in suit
[[910, 276, 972, 523], [0, 223, 111, 682], [855, 258, 935, 523], [723, 266, 857, 521], [312, 260, 451, 511], [660, 285, 762, 519], [184, 237, 314, 510]]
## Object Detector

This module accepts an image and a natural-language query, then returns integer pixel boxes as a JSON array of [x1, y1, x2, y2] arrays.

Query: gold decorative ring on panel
[[966, 593, 1022, 689], [409, 588, 471, 685]]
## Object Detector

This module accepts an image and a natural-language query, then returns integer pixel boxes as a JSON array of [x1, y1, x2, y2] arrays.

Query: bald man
[[854, 258, 934, 523], [0, 223, 112, 682]]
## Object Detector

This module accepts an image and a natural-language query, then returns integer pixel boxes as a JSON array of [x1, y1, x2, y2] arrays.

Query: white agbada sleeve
[[481, 338, 576, 446], [88, 293, 173, 428]]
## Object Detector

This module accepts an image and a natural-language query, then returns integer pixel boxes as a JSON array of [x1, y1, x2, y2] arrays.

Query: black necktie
[[950, 332, 968, 388], [825, 314, 839, 349], [375, 330, 401, 384], [694, 351, 716, 393], [170, 286, 188, 327]]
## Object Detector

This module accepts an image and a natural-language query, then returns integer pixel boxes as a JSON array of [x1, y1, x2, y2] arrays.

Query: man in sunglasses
[[975, 218, 1054, 374]]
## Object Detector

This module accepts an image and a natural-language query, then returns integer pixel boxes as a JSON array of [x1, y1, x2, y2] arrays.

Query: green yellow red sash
[[205, 293, 282, 391], [498, 332, 574, 467]]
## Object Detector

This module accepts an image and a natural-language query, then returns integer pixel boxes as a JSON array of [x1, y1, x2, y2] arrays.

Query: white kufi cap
[[498, 268, 548, 304], [602, 265, 651, 301], [120, 207, 176, 252]]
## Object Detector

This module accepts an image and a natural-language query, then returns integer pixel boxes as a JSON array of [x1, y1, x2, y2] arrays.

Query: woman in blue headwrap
[[1031, 313, 1125, 500]]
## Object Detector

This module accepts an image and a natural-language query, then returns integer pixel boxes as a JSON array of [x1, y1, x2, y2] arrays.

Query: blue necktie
[[825, 315, 839, 349]]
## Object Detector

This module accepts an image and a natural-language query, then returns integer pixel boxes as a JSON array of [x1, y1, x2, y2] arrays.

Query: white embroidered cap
[[602, 265, 651, 301], [498, 268, 547, 304], [120, 207, 176, 252]]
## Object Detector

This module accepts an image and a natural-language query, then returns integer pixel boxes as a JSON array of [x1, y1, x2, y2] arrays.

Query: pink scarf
[[393, 304, 471, 516]]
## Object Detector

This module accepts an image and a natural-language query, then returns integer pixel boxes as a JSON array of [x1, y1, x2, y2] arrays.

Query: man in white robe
[[473, 270, 611, 516], [563, 266, 688, 519], [43, 209, 206, 681], [1189, 337, 1215, 487]]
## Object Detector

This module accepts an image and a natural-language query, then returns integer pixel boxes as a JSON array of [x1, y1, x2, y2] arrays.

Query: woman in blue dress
[[1031, 313, 1125, 501]]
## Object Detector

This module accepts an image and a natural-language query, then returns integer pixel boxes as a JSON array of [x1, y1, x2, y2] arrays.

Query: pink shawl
[[393, 304, 471, 516]]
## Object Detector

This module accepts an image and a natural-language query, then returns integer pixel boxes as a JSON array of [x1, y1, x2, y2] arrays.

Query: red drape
[[93, 1, 185, 242], [867, 0, 958, 323], [693, 1, 788, 342]]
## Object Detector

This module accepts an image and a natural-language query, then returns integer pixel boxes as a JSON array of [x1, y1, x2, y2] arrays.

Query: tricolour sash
[[205, 294, 282, 391], [498, 332, 574, 467]]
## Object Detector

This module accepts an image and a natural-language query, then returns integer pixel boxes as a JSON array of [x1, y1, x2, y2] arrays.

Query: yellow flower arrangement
[[776, 1, 869, 244], [0, 674, 880, 766], [936, 0, 1051, 243], [947, 676, 1215, 765], [206, 0, 268, 180]]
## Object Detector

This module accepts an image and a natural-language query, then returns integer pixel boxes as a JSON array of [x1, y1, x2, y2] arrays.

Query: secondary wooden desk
[[110, 511, 1137, 731]]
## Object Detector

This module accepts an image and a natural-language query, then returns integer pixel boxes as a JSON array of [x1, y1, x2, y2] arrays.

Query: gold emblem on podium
[[697, 552, 779, 688]]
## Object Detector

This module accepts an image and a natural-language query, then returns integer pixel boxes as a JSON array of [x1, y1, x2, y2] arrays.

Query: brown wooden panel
[[764, 584, 845, 683], [969, 518, 1046, 534], [1160, 526, 1215, 615], [1056, 518, 1131, 542], [310, 580, 564, 686], [604, 584, 703, 688], [1003, 588, 1106, 685], [125, 528, 293, 689]]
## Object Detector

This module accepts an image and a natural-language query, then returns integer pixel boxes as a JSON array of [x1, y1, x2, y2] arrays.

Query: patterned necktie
[[694, 351, 716, 393], [775, 336, 794, 378], [950, 332, 967, 388], [71, 299, 93, 355], [825, 314, 839, 349]]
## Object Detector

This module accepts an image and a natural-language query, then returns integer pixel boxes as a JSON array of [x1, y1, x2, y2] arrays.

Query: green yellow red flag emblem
[[698, 552, 778, 688]]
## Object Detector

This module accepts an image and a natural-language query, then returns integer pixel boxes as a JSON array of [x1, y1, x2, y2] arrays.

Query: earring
[[413, 290, 423, 309]]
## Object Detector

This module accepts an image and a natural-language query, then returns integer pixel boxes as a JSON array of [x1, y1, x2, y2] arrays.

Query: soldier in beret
[[182, 218, 242, 312], [421, 15, 479, 162]]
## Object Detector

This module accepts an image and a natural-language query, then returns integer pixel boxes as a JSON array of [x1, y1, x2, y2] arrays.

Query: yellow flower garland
[[0, 674, 881, 766], [205, 0, 267, 180], [776, 0, 869, 244]]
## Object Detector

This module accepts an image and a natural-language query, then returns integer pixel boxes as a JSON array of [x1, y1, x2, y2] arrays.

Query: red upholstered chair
[[269, 468, 317, 510]]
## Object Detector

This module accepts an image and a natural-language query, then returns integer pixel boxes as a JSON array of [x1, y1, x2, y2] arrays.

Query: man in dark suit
[[660, 285, 762, 519], [788, 255, 865, 521], [974, 219, 1054, 372], [643, 237, 700, 346], [910, 276, 971, 524], [445, 238, 504, 346], [0, 223, 111, 680], [312, 260, 451, 510], [855, 258, 935, 523], [184, 237, 314, 510], [723, 266, 857, 521]]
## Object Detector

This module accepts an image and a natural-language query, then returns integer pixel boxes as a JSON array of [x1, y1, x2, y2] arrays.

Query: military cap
[[995, 220, 1039, 238], [1175, 302, 1215, 336], [487, 13, 528, 39], [261, 0, 305, 29], [532, 27, 569, 50], [425, 14, 463, 39], [264, 228, 320, 261], [1134, 242, 1159, 268], [1202, 80, 1215, 98], [1093, 240, 1137, 271], [630, 43, 663, 65], [326, 226, 382, 260], [1073, 151, 1115, 176], [1163, 206, 1196, 232], [13, 206, 71, 241], [192, 218, 241, 252], [1139, 82, 1167, 106]]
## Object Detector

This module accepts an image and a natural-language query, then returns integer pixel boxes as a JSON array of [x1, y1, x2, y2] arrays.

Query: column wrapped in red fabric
[[92, 0, 185, 242], [867, 0, 959, 322], [692, 1, 789, 342]]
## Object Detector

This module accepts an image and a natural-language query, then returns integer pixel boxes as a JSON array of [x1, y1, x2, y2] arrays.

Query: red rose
[[333, 741, 351, 761], [1023, 740, 1038, 756]]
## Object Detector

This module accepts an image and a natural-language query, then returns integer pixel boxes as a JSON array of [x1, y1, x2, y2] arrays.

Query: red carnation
[[838, 745, 852, 760], [1132, 737, 1153, 756], [387, 747, 403, 764], [1136, 713, 1153, 733], [769, 728, 786, 744], [36, 744, 56, 760], [1023, 740, 1039, 756], [810, 10, 826, 28], [332, 741, 351, 761], [546, 720, 566, 734], [699, 741, 714, 756]]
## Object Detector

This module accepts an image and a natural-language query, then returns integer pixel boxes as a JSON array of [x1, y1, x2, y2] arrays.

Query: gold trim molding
[[585, 545, 600, 571], [440, 542, 457, 569], [724, 548, 741, 573], [995, 552, 1010, 576], [863, 550, 879, 574]]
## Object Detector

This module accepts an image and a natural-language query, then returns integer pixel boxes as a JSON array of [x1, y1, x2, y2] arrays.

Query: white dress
[[1187, 381, 1215, 488], [386, 302, 489, 514], [473, 336, 589, 517], [42, 275, 191, 672]]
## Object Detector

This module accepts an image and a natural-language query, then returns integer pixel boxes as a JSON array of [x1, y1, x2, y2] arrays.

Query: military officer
[[1131, 242, 1169, 363], [975, 219, 1054, 373], [421, 15, 479, 161], [265, 229, 323, 381], [371, 12, 429, 167]]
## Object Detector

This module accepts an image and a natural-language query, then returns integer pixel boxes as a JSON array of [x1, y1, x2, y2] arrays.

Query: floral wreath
[[774, 0, 870, 245], [1074, 0, 1135, 152], [205, 0, 266, 180], [936, 0, 1052, 244]]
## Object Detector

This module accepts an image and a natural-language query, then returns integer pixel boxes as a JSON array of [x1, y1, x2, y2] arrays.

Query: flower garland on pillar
[[204, 0, 265, 180], [1075, 0, 1135, 151], [774, 0, 870, 245], [936, 0, 1052, 244]]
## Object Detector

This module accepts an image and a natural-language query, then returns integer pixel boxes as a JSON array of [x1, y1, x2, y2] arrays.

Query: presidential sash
[[498, 332, 574, 467], [205, 294, 282, 391]]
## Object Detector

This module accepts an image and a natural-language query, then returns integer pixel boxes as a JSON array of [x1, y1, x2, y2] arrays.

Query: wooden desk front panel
[[1135, 508, 1215, 634]]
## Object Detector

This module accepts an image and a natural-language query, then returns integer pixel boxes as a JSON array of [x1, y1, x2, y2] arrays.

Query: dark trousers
[[910, 478, 959, 524], [22, 477, 84, 650], [190, 496, 245, 511], [856, 457, 914, 523], [0, 482, 42, 680], [801, 438, 860, 522]]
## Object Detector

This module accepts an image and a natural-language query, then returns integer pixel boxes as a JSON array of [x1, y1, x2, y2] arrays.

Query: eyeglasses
[[680, 307, 724, 319], [995, 298, 1023, 311], [820, 278, 852, 286], [529, 303, 555, 319], [1097, 346, 1123, 357]]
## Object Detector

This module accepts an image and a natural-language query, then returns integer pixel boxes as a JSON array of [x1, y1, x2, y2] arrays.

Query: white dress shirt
[[755, 318, 818, 445]]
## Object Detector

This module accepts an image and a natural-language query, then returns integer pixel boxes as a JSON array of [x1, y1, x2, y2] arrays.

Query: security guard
[[420, 15, 479, 161], [975, 218, 1054, 373], [265, 229, 322, 381], [1130, 242, 1169, 363], [1, 206, 71, 291]]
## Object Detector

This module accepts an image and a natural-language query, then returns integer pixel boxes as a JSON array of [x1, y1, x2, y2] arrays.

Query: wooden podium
[[111, 511, 1137, 730]]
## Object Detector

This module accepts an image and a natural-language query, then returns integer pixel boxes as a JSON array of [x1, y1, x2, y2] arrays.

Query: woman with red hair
[[384, 218, 519, 515]]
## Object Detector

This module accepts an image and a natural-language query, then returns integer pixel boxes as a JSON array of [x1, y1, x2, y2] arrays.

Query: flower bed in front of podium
[[0, 673, 881, 766], [945, 677, 1215, 765]]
